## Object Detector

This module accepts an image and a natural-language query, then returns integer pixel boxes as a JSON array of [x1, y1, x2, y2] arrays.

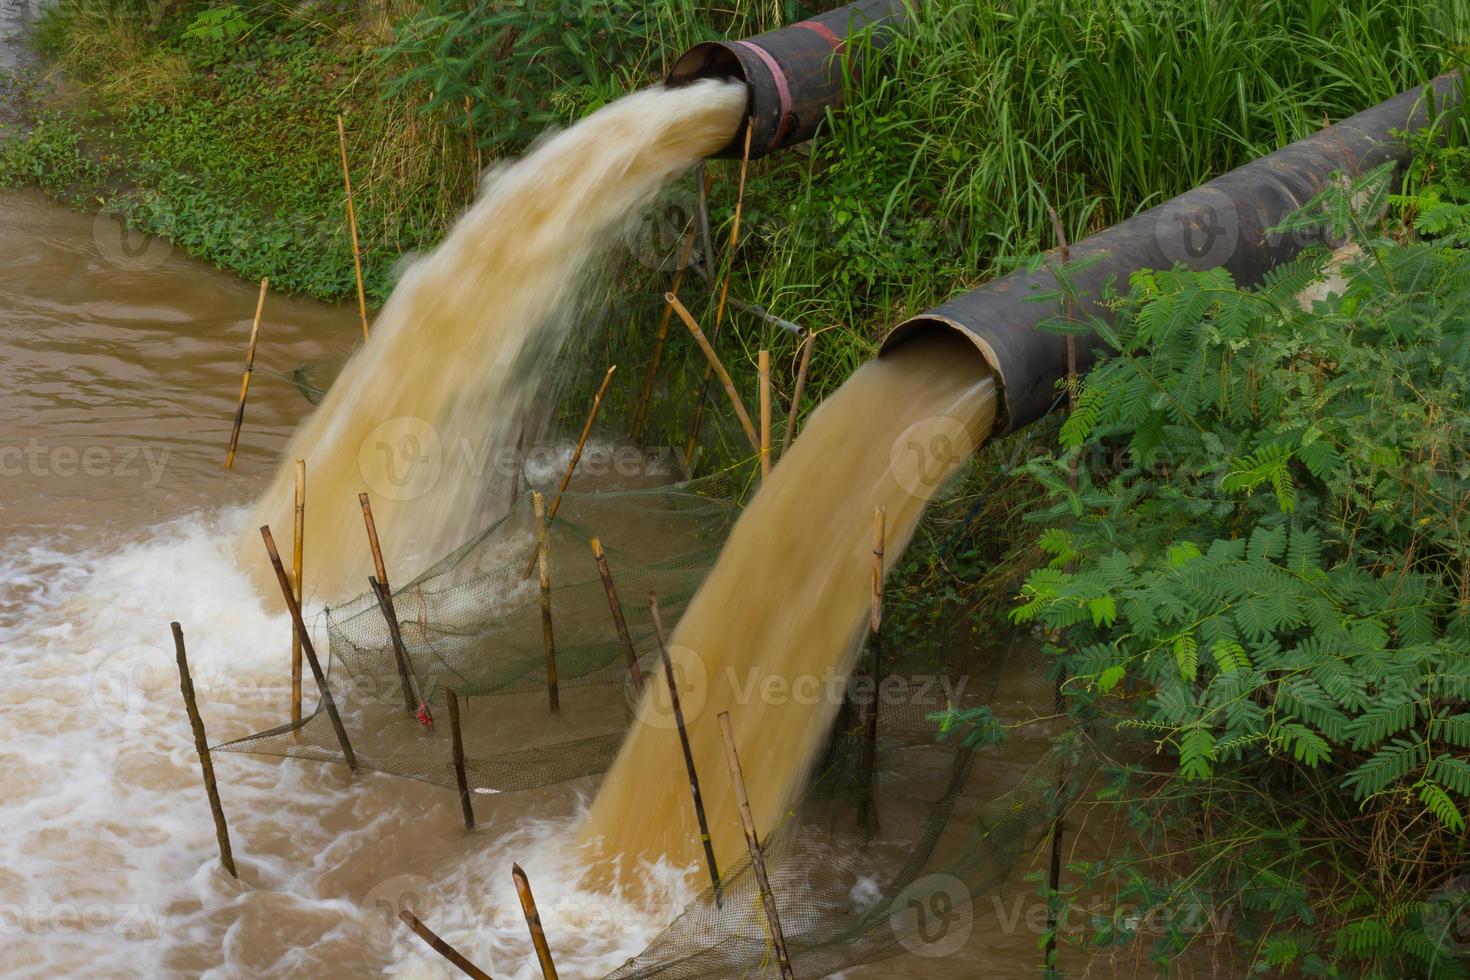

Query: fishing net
[[220, 459, 1097, 978]]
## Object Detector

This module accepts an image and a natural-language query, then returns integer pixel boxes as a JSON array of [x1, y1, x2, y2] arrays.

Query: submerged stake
[[445, 688, 475, 831], [512, 864, 560, 980], [860, 506, 886, 837], [399, 909, 494, 980], [290, 459, 304, 725], [522, 365, 617, 577], [533, 493, 559, 713], [591, 538, 644, 694], [261, 525, 357, 771], [717, 710, 794, 979], [360, 493, 418, 714], [224, 278, 269, 471], [171, 622, 238, 878], [649, 593, 721, 904]]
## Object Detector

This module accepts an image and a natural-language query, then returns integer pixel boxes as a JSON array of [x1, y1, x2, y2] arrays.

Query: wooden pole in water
[[781, 332, 815, 457], [399, 909, 494, 980], [290, 459, 304, 725], [359, 492, 418, 714], [684, 122, 753, 467], [522, 365, 617, 577], [338, 114, 370, 341], [717, 710, 794, 979], [261, 525, 357, 771], [512, 863, 560, 980], [533, 492, 559, 713], [649, 593, 721, 904], [665, 294, 758, 453], [861, 506, 886, 836], [171, 622, 238, 878], [224, 278, 269, 471], [370, 576, 419, 716], [758, 349, 771, 479], [590, 538, 644, 695], [631, 216, 701, 441], [445, 688, 475, 831]]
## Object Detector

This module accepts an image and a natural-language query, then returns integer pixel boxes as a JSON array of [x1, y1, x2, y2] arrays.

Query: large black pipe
[[668, 0, 912, 159], [882, 73, 1464, 434]]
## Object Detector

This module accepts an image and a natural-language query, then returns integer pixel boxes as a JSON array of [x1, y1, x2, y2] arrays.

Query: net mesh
[[220, 466, 1094, 977]]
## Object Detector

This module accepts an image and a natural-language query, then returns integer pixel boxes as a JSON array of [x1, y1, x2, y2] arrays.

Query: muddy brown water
[[0, 190, 1233, 976]]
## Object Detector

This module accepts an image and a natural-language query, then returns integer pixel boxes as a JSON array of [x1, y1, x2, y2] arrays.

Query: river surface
[[0, 189, 1242, 977]]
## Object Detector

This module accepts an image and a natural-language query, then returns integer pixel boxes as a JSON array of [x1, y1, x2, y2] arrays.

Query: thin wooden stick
[[224, 278, 269, 470], [359, 492, 418, 714], [684, 120, 755, 467], [758, 349, 771, 479], [533, 492, 558, 714], [446, 688, 475, 831], [290, 459, 304, 725], [649, 594, 721, 904], [717, 710, 794, 979], [781, 332, 815, 457], [512, 864, 560, 980], [591, 538, 643, 694], [399, 910, 494, 980], [171, 622, 237, 878], [631, 213, 702, 441], [861, 506, 886, 837], [665, 293, 758, 453], [522, 365, 617, 577], [261, 526, 357, 771], [338, 114, 369, 341], [370, 576, 418, 716]]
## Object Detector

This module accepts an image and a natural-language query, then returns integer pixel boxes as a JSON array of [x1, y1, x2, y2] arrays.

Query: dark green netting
[[220, 471, 1093, 978]]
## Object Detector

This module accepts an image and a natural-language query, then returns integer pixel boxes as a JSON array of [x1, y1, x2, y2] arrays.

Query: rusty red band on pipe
[[735, 39, 792, 147], [794, 20, 844, 52]]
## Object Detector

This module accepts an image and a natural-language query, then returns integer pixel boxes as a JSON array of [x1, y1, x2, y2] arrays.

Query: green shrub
[[1013, 146, 1470, 974]]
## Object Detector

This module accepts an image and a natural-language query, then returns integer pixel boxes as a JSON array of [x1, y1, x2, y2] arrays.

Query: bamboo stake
[[758, 349, 771, 479], [261, 526, 357, 771], [861, 506, 886, 837], [370, 576, 419, 716], [446, 688, 475, 831], [512, 864, 560, 980], [665, 294, 758, 453], [649, 594, 721, 904], [224, 278, 269, 470], [533, 492, 558, 713], [717, 710, 794, 979], [522, 365, 617, 577], [171, 622, 237, 878], [399, 910, 494, 980], [684, 120, 754, 467], [781, 332, 815, 457], [359, 492, 418, 714], [290, 459, 304, 724], [590, 538, 643, 694], [630, 220, 699, 441], [338, 115, 369, 341]]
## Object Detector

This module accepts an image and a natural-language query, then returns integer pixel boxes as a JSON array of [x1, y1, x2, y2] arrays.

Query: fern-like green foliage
[[1016, 148, 1470, 975]]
